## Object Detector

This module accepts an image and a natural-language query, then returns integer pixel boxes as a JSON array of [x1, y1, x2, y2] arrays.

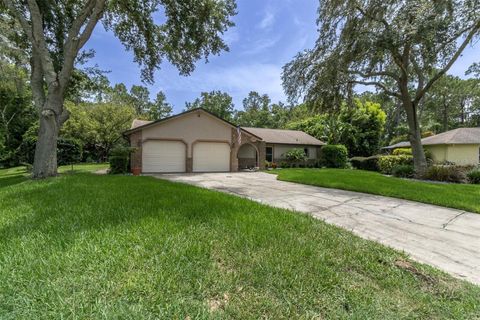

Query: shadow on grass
[[0, 175, 28, 189]]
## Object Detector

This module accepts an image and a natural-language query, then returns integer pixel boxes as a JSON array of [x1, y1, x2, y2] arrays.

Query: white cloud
[[241, 35, 281, 55], [258, 10, 275, 30]]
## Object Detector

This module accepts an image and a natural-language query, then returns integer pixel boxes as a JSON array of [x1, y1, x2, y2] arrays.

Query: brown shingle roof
[[241, 127, 325, 146], [384, 128, 480, 149]]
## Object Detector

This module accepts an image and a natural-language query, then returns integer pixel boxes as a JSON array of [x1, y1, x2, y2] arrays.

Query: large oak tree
[[0, 0, 236, 178], [283, 0, 480, 173]]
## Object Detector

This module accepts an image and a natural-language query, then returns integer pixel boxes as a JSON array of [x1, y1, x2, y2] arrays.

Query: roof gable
[[384, 128, 480, 149]]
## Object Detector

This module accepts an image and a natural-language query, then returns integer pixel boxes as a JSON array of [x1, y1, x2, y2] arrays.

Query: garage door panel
[[193, 142, 230, 172], [142, 140, 186, 173]]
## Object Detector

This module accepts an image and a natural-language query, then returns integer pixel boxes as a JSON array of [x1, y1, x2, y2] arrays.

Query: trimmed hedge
[[392, 148, 412, 156], [378, 155, 413, 175], [108, 146, 134, 174], [320, 145, 348, 168], [350, 155, 380, 171]]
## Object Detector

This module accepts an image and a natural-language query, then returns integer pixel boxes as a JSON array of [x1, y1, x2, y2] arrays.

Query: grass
[[272, 168, 480, 214], [0, 168, 479, 319], [0, 163, 108, 188]]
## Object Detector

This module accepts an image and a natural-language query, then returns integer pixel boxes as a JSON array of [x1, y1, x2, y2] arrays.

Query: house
[[124, 108, 325, 173], [384, 127, 480, 166]]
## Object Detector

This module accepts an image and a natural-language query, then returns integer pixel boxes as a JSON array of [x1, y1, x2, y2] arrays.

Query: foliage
[[234, 91, 291, 128], [390, 131, 435, 146], [392, 148, 412, 156], [422, 166, 467, 184], [285, 148, 307, 162], [108, 146, 134, 174], [57, 138, 83, 166], [378, 155, 414, 175], [62, 102, 136, 161], [185, 91, 235, 121], [272, 169, 480, 214], [320, 145, 348, 168], [149, 92, 173, 120], [392, 165, 415, 179], [350, 155, 380, 172], [339, 100, 386, 157], [467, 169, 480, 184], [282, 0, 480, 172], [287, 100, 385, 157]]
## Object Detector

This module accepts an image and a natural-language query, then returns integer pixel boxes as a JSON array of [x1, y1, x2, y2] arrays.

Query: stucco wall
[[272, 144, 318, 160], [141, 110, 232, 157], [446, 144, 479, 165], [425, 145, 447, 163], [425, 144, 479, 165]]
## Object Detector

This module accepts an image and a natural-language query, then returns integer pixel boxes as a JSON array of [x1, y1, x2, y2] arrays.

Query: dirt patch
[[395, 259, 436, 285], [207, 293, 230, 312]]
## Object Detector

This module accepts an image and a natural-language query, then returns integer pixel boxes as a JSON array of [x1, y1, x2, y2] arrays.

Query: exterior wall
[[424, 145, 447, 163], [141, 110, 232, 158], [129, 131, 142, 171], [271, 144, 319, 161], [138, 110, 232, 172], [231, 128, 265, 171], [238, 144, 257, 169], [425, 144, 480, 166], [446, 144, 479, 166]]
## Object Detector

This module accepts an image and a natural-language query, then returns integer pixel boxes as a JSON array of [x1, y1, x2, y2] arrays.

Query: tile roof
[[242, 127, 325, 146]]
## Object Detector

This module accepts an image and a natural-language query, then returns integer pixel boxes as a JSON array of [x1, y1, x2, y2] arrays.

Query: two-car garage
[[142, 140, 231, 173]]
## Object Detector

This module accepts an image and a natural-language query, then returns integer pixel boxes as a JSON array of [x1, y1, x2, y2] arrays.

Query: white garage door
[[193, 142, 230, 172], [142, 140, 186, 173]]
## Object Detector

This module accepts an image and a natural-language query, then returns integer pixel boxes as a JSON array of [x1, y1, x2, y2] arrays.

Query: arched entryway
[[237, 143, 259, 170]]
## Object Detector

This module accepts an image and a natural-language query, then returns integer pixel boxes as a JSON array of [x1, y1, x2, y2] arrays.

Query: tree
[[185, 91, 235, 121], [130, 85, 151, 116], [234, 91, 291, 128], [61, 102, 135, 161], [149, 91, 172, 120], [283, 0, 480, 174], [1, 0, 236, 178]]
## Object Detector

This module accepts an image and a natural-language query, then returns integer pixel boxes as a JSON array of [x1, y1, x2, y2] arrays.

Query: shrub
[[285, 148, 307, 162], [422, 165, 466, 183], [279, 161, 289, 168], [378, 155, 413, 175], [350, 155, 380, 171], [320, 145, 348, 168], [57, 138, 83, 165], [392, 148, 412, 156], [467, 169, 480, 184], [109, 146, 134, 174], [392, 165, 415, 178]]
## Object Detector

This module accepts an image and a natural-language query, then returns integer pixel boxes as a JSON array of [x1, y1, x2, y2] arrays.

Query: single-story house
[[124, 108, 325, 173], [384, 127, 480, 166]]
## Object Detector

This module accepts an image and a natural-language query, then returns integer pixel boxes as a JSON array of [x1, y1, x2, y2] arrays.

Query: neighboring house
[[384, 128, 480, 166], [124, 108, 325, 173]]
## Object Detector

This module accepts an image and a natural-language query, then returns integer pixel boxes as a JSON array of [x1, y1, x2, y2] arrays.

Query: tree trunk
[[403, 99, 427, 175], [32, 108, 59, 178]]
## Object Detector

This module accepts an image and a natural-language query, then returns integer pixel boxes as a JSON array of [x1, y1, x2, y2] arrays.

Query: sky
[[84, 0, 479, 114]]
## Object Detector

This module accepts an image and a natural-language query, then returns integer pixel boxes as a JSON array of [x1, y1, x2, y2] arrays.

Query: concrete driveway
[[156, 172, 480, 285]]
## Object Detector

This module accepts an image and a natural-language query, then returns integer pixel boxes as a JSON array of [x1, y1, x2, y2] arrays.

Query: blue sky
[[85, 0, 479, 114]]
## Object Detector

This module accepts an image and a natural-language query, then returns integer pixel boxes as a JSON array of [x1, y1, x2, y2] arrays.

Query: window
[[266, 147, 273, 162], [304, 148, 309, 158]]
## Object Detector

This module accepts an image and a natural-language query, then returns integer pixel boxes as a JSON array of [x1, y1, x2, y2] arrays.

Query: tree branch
[[1, 0, 34, 42], [349, 80, 401, 98], [26, 0, 57, 85], [349, 70, 398, 81], [415, 20, 480, 103]]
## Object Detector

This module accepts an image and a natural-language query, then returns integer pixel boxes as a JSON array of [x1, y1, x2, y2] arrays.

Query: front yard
[[272, 168, 480, 214], [0, 167, 479, 318]]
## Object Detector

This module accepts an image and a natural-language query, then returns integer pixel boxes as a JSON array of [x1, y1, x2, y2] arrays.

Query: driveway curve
[[156, 172, 480, 285]]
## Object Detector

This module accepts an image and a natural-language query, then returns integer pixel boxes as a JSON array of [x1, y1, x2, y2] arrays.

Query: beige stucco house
[[124, 108, 325, 173], [385, 128, 480, 166]]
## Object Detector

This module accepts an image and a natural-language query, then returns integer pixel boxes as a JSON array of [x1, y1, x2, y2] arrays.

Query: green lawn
[[1, 168, 479, 318], [272, 168, 480, 214]]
